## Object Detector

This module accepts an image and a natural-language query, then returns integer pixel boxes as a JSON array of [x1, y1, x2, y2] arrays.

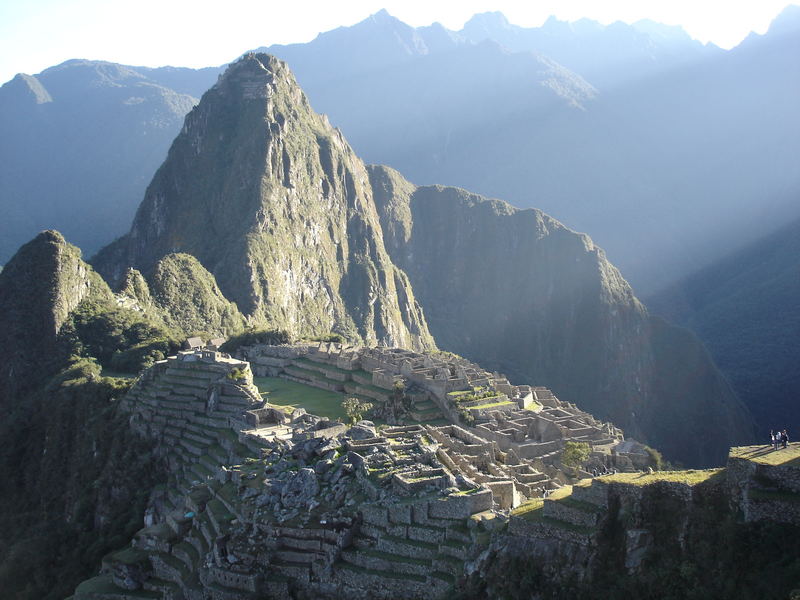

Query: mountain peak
[[1, 73, 52, 104], [94, 53, 435, 350], [767, 4, 800, 36], [464, 11, 512, 29]]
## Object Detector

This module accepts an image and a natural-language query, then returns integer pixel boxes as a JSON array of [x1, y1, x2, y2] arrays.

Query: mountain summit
[[94, 54, 433, 350]]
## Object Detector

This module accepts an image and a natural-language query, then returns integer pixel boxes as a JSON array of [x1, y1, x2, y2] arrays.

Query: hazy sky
[[1, 0, 796, 84]]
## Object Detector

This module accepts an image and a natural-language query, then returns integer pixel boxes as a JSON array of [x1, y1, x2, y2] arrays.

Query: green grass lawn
[[254, 376, 349, 421], [730, 443, 800, 467], [599, 469, 723, 486]]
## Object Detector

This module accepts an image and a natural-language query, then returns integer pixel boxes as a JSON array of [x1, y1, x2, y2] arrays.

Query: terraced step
[[543, 497, 603, 528], [74, 574, 161, 599], [438, 540, 468, 560], [172, 540, 199, 570], [341, 548, 432, 576], [376, 534, 437, 560], [434, 553, 464, 576], [430, 570, 457, 585], [278, 549, 318, 564], [141, 577, 182, 596], [351, 534, 378, 550], [444, 523, 471, 544], [271, 559, 312, 582], [149, 550, 191, 584], [336, 561, 427, 584]]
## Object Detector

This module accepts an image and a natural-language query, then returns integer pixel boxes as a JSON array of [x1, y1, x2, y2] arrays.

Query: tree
[[561, 441, 590, 471], [342, 397, 374, 424]]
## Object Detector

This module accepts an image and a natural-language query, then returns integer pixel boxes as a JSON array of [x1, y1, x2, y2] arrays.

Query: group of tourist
[[770, 429, 789, 450]]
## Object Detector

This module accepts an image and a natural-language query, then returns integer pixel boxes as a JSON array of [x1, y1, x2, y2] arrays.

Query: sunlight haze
[[0, 0, 797, 84]]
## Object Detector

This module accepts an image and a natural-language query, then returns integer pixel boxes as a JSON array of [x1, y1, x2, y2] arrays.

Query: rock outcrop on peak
[[0, 230, 113, 402], [94, 54, 434, 351], [370, 165, 754, 466]]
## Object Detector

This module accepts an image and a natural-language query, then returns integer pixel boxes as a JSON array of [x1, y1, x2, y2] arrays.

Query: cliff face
[[459, 448, 800, 600], [0, 232, 167, 600], [94, 54, 433, 350], [370, 166, 753, 466]]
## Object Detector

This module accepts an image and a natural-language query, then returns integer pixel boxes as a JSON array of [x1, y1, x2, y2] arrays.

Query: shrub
[[342, 397, 374, 424], [561, 441, 591, 470], [220, 328, 291, 354], [110, 338, 178, 373], [227, 367, 248, 382], [309, 333, 345, 343], [58, 300, 179, 367]]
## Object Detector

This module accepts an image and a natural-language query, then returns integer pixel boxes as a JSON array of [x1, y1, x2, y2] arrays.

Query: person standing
[[781, 430, 789, 449], [771, 430, 777, 450]]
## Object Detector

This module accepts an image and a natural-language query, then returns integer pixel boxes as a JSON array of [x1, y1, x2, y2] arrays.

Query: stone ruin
[[240, 342, 644, 473], [68, 344, 655, 600]]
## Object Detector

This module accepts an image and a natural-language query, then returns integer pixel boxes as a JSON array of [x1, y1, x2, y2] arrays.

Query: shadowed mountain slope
[[649, 213, 800, 437], [370, 166, 754, 466]]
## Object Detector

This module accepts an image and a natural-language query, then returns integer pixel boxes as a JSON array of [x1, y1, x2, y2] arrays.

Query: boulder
[[348, 422, 377, 440], [281, 468, 320, 509]]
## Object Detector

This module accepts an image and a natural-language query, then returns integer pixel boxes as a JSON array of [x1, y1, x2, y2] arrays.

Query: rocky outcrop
[[94, 54, 434, 350], [0, 230, 113, 402], [370, 166, 754, 466]]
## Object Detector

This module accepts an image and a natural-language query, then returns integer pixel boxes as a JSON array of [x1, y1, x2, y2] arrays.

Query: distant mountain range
[[2, 8, 798, 290], [257, 7, 800, 293]]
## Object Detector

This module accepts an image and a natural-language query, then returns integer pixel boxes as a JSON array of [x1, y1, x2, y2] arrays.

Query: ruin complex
[[68, 345, 659, 599]]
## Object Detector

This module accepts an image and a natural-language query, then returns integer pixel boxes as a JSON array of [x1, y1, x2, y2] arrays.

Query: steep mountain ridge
[[94, 54, 434, 350], [459, 11, 720, 88], [261, 9, 799, 292], [5, 10, 795, 295]]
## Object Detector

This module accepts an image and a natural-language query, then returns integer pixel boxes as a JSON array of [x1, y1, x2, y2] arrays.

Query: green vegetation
[[58, 299, 181, 372], [448, 387, 501, 405], [468, 400, 515, 411], [0, 360, 162, 600], [561, 441, 591, 470], [220, 328, 291, 354], [510, 498, 544, 519], [254, 376, 348, 421], [148, 253, 246, 335], [227, 367, 248, 382], [599, 469, 723, 486], [307, 333, 345, 343], [458, 408, 476, 426], [730, 444, 800, 467], [342, 397, 374, 424]]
